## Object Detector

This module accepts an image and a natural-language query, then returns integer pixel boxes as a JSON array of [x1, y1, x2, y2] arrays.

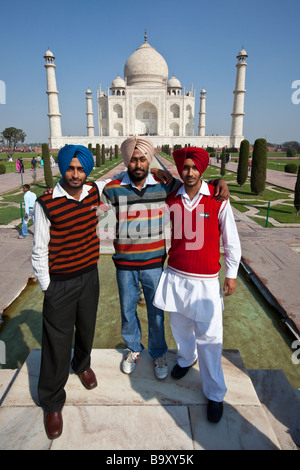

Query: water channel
[[0, 254, 299, 389]]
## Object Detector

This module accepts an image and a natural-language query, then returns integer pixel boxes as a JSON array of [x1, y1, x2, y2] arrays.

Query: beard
[[127, 167, 148, 182]]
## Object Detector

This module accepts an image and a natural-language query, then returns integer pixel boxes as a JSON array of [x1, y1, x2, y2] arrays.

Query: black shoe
[[207, 400, 223, 423], [171, 363, 192, 379]]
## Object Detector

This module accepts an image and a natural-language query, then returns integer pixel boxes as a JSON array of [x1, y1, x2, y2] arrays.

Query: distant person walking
[[18, 184, 37, 239], [31, 156, 37, 170]]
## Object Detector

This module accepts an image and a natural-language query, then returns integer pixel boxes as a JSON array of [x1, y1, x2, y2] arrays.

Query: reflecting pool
[[0, 255, 299, 388]]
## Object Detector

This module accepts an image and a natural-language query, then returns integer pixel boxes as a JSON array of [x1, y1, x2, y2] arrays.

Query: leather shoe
[[207, 400, 223, 423], [171, 363, 192, 379], [78, 367, 97, 390], [44, 411, 63, 439]]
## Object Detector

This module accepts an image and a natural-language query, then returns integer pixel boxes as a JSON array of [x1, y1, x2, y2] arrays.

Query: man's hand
[[151, 168, 173, 185], [223, 278, 236, 296], [42, 188, 54, 196], [214, 179, 230, 201]]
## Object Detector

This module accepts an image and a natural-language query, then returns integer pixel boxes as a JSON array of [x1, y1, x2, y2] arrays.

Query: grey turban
[[121, 136, 154, 167]]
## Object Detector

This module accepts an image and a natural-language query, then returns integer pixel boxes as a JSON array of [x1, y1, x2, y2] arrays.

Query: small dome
[[86, 88, 92, 94], [44, 49, 54, 57], [237, 48, 247, 58], [167, 76, 182, 88], [111, 76, 126, 88]]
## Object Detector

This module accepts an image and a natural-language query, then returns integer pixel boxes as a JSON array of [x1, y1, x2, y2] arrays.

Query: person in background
[[18, 184, 37, 239]]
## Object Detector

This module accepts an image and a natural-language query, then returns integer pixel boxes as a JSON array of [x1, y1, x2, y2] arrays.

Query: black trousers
[[38, 268, 100, 413]]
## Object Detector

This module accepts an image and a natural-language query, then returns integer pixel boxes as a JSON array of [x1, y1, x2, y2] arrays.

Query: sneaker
[[122, 350, 140, 374], [154, 355, 168, 380], [18, 235, 26, 239]]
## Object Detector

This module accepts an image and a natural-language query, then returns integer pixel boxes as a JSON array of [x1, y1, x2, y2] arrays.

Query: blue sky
[[0, 0, 299, 145]]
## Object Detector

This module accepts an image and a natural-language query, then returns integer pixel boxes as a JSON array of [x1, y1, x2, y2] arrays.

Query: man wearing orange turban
[[172, 147, 209, 178], [154, 147, 241, 423]]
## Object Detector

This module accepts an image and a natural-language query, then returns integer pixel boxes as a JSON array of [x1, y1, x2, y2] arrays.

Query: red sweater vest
[[166, 183, 223, 277], [38, 182, 100, 280]]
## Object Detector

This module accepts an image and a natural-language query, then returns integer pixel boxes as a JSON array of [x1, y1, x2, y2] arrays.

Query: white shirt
[[120, 171, 157, 189], [24, 190, 37, 215], [32, 175, 124, 291]]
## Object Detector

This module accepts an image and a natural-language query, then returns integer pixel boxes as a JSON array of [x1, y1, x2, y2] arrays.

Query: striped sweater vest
[[38, 182, 100, 280], [166, 183, 223, 278], [100, 177, 177, 270]]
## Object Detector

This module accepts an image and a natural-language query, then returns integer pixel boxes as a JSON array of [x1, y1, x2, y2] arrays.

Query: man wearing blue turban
[[57, 145, 94, 180], [31, 145, 120, 439]]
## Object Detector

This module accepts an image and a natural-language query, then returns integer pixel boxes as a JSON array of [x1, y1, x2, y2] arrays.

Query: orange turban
[[172, 147, 209, 177]]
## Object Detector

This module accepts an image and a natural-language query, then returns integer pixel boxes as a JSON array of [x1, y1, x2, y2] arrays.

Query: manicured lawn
[[158, 152, 299, 226], [0, 155, 124, 226]]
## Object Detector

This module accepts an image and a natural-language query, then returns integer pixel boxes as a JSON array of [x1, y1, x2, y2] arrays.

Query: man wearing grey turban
[[100, 137, 229, 381]]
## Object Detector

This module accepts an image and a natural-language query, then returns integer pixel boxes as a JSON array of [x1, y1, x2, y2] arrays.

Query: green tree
[[237, 139, 249, 186], [96, 143, 101, 167], [251, 138, 267, 195], [101, 144, 105, 165], [42, 143, 54, 188], [287, 147, 297, 158], [114, 145, 118, 159], [220, 147, 226, 176], [294, 165, 300, 215], [0, 127, 26, 159]]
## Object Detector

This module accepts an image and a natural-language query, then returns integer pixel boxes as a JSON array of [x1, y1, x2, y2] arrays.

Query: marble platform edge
[[1, 348, 263, 408], [0, 348, 285, 451]]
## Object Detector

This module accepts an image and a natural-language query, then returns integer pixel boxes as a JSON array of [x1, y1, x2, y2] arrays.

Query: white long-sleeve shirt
[[24, 190, 37, 215]]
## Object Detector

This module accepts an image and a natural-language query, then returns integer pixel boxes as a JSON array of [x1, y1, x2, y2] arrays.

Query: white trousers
[[170, 310, 227, 402]]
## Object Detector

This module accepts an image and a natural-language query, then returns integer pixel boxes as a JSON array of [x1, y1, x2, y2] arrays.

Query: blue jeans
[[116, 268, 167, 358], [21, 208, 34, 237]]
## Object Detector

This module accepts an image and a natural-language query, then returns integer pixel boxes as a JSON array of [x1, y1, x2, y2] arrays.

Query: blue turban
[[58, 145, 94, 178]]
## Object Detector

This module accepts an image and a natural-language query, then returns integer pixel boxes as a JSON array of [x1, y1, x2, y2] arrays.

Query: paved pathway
[[0, 166, 61, 196], [211, 157, 297, 191]]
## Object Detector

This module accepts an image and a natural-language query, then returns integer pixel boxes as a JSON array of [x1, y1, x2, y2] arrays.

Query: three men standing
[[32, 139, 234, 439]]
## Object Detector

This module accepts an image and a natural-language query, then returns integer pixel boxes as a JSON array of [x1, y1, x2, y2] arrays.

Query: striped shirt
[[38, 182, 100, 279], [100, 172, 180, 271]]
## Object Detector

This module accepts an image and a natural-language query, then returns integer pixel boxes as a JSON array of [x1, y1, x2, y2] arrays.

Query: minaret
[[86, 88, 95, 137], [231, 48, 248, 142], [44, 49, 62, 138], [198, 89, 206, 136]]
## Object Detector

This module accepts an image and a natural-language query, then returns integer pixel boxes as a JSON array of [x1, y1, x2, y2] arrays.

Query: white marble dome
[[167, 76, 181, 88], [111, 75, 126, 88], [124, 39, 168, 87], [44, 49, 54, 58], [237, 48, 248, 58]]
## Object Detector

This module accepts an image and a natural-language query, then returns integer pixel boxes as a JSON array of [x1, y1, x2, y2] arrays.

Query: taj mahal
[[44, 31, 248, 150]]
